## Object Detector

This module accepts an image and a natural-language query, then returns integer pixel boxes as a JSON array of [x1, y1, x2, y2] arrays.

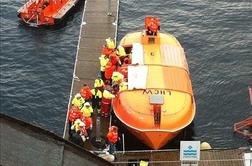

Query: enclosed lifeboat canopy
[[112, 17, 196, 149], [17, 0, 79, 27]]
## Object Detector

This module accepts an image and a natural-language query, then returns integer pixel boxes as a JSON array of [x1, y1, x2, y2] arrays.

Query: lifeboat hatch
[[150, 94, 163, 104], [150, 95, 163, 127]]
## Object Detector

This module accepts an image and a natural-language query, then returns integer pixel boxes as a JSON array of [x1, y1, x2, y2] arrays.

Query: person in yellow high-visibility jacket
[[71, 93, 85, 109], [106, 38, 115, 49], [112, 71, 124, 84], [99, 54, 109, 81], [81, 102, 93, 118], [116, 45, 127, 62], [94, 74, 104, 92], [111, 72, 124, 94], [119, 81, 128, 92], [71, 119, 85, 133], [91, 87, 103, 111]]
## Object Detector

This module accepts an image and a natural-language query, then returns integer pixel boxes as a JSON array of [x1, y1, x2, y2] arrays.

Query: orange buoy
[[17, 0, 80, 27]]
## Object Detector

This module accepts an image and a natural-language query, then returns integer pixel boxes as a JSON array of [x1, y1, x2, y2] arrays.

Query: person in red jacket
[[106, 126, 119, 154], [109, 52, 120, 66], [80, 84, 93, 102], [105, 61, 116, 81], [82, 116, 93, 139], [101, 86, 115, 117], [68, 106, 83, 137]]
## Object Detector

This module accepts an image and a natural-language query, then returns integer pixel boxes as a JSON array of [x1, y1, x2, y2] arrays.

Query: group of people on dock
[[68, 37, 130, 154]]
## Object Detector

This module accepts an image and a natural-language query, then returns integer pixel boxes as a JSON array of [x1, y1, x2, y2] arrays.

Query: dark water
[[1, 0, 252, 148]]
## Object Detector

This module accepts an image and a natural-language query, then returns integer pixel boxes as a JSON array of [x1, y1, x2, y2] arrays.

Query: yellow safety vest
[[112, 72, 124, 83], [116, 46, 126, 57], [81, 106, 93, 118], [106, 38, 115, 49], [103, 90, 115, 99], [71, 97, 85, 109], [91, 89, 102, 98], [71, 119, 84, 132], [94, 79, 104, 88], [119, 82, 128, 92], [99, 55, 109, 71], [140, 160, 148, 166]]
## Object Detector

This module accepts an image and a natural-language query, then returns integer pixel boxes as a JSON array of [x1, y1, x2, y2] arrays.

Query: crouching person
[[106, 126, 119, 154]]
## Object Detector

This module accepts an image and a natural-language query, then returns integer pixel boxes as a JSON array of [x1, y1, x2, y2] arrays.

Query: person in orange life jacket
[[91, 87, 103, 112], [68, 106, 83, 137], [109, 52, 121, 67], [101, 86, 115, 117], [81, 116, 92, 139], [105, 61, 116, 81], [102, 38, 115, 57], [107, 126, 120, 154], [80, 84, 92, 102], [94, 74, 104, 92], [147, 17, 159, 36]]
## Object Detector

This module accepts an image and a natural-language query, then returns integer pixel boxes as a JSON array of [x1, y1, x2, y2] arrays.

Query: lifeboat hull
[[128, 127, 180, 150]]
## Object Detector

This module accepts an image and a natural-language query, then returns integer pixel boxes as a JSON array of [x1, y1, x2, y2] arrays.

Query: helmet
[[116, 45, 126, 56], [75, 93, 81, 98], [84, 102, 91, 107], [109, 126, 118, 132], [105, 38, 115, 49]]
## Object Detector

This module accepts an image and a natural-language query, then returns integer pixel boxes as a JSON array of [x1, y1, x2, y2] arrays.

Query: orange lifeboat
[[17, 0, 79, 27], [112, 17, 196, 149]]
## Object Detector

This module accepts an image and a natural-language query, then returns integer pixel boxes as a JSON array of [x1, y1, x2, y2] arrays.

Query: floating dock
[[62, 0, 249, 165], [63, 0, 119, 151]]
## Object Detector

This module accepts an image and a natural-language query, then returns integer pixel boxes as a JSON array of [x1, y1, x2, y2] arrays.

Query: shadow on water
[[112, 113, 195, 151], [17, 0, 85, 31]]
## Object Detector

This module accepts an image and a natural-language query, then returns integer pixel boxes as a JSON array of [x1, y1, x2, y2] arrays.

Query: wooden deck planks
[[114, 149, 244, 166]]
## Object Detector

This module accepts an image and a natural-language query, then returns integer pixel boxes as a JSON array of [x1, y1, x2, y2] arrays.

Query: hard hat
[[75, 93, 81, 98], [84, 102, 91, 107], [105, 37, 111, 43]]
